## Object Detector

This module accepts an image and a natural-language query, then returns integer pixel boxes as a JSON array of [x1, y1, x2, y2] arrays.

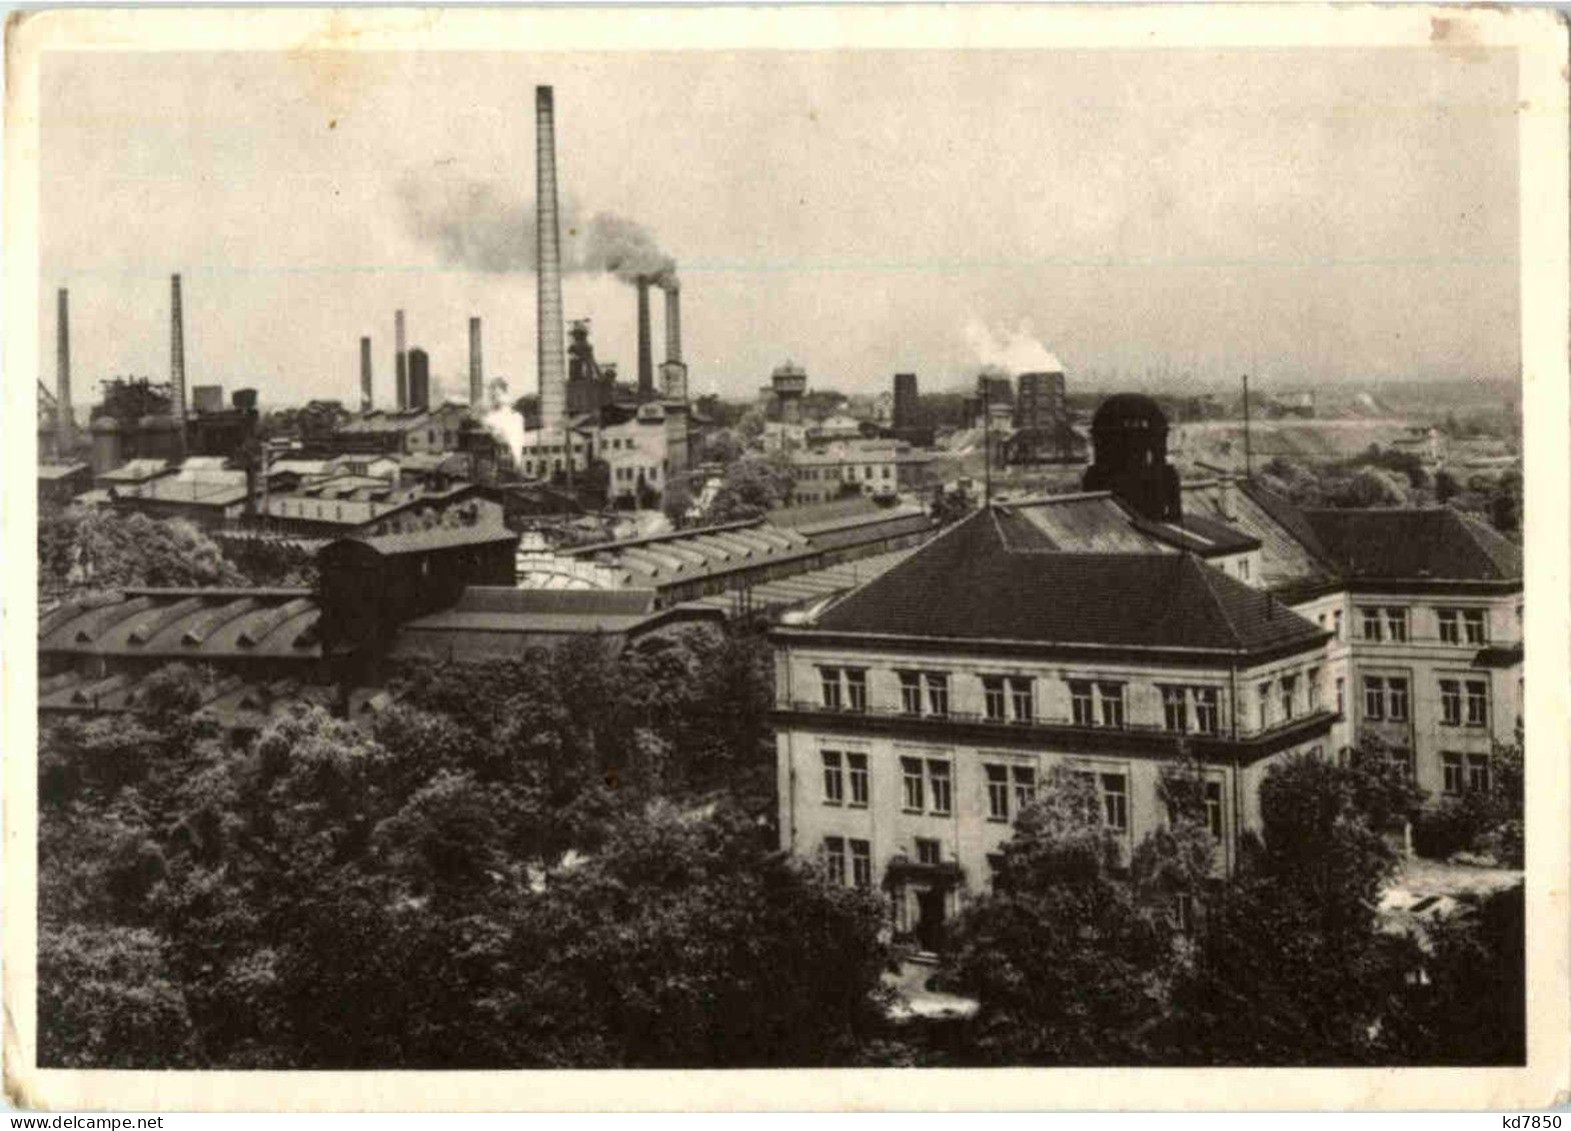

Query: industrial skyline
[[41, 48, 1518, 409]]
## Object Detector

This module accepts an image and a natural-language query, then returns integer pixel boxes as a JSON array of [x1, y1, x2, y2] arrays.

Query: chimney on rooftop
[[663, 282, 682, 365], [394, 309, 408, 411], [56, 288, 74, 453], [536, 86, 567, 435], [170, 274, 187, 455], [359, 336, 373, 413], [469, 316, 483, 411], [636, 276, 655, 402]]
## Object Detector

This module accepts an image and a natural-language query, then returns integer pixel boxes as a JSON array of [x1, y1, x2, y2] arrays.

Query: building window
[[926, 673, 950, 718], [1438, 608, 1460, 644], [901, 757, 925, 812], [845, 669, 867, 713], [1385, 608, 1409, 643], [1013, 765, 1036, 811], [1307, 668, 1321, 712], [1280, 675, 1297, 721], [1361, 607, 1383, 641], [1161, 686, 1189, 734], [1467, 753, 1491, 793], [1258, 681, 1273, 729], [821, 750, 844, 804], [819, 666, 842, 710], [1442, 752, 1464, 795], [1194, 687, 1220, 735], [1363, 676, 1385, 721], [928, 760, 952, 815], [1009, 678, 1034, 723], [1238, 558, 1250, 581], [982, 676, 1006, 722], [985, 764, 1010, 821], [915, 838, 942, 866], [850, 839, 872, 889], [823, 837, 846, 885], [898, 671, 922, 716], [1101, 773, 1129, 832], [1440, 679, 1462, 726], [1386, 677, 1409, 722], [1333, 609, 1344, 640], [1204, 781, 1224, 840], [1464, 609, 1488, 644], [1336, 677, 1345, 715], [1070, 680, 1095, 726], [1466, 680, 1489, 727], [846, 753, 869, 807], [1098, 683, 1126, 729]]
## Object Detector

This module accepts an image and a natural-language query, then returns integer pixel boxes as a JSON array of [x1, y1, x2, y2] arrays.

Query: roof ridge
[[1186, 556, 1246, 650]]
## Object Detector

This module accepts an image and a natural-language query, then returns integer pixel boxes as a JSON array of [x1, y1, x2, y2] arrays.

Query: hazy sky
[[41, 47, 1519, 408]]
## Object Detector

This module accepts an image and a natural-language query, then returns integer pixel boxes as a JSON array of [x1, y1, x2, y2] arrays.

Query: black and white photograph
[[5, 4, 1567, 1113]]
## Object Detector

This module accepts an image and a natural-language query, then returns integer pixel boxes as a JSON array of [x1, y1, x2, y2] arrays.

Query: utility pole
[[1241, 373, 1252, 479]]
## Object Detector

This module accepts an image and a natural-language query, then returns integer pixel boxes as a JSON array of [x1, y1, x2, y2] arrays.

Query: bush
[[1412, 793, 1499, 861]]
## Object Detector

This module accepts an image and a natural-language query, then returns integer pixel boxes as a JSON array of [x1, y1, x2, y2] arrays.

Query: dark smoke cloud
[[397, 174, 677, 287]]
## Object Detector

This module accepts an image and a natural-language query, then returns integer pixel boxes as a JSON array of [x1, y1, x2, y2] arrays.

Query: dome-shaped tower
[[1081, 393, 1182, 521]]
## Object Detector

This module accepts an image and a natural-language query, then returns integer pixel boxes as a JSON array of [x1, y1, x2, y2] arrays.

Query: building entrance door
[[915, 887, 946, 953]]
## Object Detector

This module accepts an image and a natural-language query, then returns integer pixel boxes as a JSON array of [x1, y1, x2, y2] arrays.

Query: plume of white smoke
[[485, 403, 528, 468], [964, 317, 1065, 375], [397, 173, 677, 286]]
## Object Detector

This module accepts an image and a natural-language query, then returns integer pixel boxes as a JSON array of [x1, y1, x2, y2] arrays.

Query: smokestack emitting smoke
[[170, 274, 186, 423], [469, 317, 483, 410], [664, 282, 681, 365], [394, 309, 407, 411], [56, 288, 73, 452], [359, 336, 373, 413], [636, 276, 654, 401], [536, 86, 567, 435]]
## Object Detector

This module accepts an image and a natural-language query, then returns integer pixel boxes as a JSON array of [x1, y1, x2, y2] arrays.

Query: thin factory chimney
[[395, 309, 408, 411], [56, 288, 73, 453], [536, 86, 567, 435], [360, 336, 373, 413], [636, 276, 654, 401], [663, 282, 682, 365], [170, 274, 187, 455], [469, 317, 484, 410]]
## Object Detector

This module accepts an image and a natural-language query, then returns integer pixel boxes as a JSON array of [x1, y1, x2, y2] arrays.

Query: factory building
[[772, 392, 1522, 953], [786, 440, 938, 506]]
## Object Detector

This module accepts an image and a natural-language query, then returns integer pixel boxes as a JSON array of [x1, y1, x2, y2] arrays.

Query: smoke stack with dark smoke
[[664, 281, 681, 365], [536, 85, 567, 435], [56, 288, 73, 453], [360, 336, 373, 413], [636, 277, 654, 402], [469, 317, 483, 411], [395, 309, 408, 411], [170, 274, 187, 454]]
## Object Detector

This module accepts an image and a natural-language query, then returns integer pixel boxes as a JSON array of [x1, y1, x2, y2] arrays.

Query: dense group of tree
[[939, 751, 1524, 1066], [39, 626, 904, 1068], [1256, 450, 1522, 538], [38, 507, 318, 599]]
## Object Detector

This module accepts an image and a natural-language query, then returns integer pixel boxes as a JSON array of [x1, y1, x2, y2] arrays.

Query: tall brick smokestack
[[359, 336, 373, 413], [663, 282, 682, 365], [394, 309, 408, 410], [170, 274, 187, 453], [56, 288, 73, 452], [536, 86, 567, 434], [636, 276, 654, 401], [469, 317, 483, 410]]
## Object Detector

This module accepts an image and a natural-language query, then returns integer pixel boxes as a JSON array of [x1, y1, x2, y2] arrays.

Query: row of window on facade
[[795, 464, 893, 482], [817, 667, 1281, 735], [1360, 675, 1490, 726], [612, 465, 660, 483], [1323, 605, 1501, 645], [818, 749, 1228, 837]]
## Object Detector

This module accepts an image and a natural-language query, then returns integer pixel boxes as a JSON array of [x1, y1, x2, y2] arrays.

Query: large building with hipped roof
[[771, 393, 1522, 953]]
